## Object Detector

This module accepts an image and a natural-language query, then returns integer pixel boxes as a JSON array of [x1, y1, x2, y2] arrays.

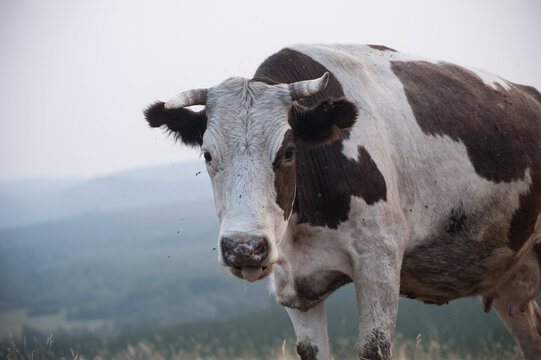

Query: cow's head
[[144, 74, 357, 282]]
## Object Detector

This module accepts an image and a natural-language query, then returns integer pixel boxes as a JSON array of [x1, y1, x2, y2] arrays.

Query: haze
[[1, 0, 540, 181]]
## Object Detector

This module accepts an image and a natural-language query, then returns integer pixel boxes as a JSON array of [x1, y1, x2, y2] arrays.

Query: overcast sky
[[1, 0, 540, 181]]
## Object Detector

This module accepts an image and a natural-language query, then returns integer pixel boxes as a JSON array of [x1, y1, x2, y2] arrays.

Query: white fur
[[463, 66, 511, 90], [203, 78, 293, 265]]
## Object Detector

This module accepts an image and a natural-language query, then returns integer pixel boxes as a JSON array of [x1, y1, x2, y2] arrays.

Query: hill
[[0, 162, 209, 230], [0, 161, 521, 357]]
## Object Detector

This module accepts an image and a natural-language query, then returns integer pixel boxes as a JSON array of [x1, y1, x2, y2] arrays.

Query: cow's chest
[[292, 271, 352, 310]]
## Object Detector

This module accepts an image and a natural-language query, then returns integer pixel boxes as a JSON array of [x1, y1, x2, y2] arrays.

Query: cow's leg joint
[[286, 301, 330, 360], [359, 328, 391, 360], [296, 341, 319, 360]]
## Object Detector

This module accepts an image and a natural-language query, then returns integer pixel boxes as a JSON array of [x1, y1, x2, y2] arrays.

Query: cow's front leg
[[286, 301, 330, 360], [353, 252, 401, 360]]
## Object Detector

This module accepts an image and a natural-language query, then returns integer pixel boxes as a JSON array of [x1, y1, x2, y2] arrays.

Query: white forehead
[[203, 77, 292, 160]]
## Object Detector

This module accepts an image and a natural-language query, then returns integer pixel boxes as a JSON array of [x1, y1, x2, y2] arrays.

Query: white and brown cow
[[144, 44, 541, 360]]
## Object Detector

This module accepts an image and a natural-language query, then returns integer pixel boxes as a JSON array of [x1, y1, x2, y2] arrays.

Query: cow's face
[[144, 74, 357, 282]]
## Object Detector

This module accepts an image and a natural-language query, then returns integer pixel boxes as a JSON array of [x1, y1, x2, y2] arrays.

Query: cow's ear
[[144, 101, 207, 147], [290, 98, 358, 145]]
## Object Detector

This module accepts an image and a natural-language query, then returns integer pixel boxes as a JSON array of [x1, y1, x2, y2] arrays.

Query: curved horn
[[164, 88, 207, 109], [289, 72, 329, 100]]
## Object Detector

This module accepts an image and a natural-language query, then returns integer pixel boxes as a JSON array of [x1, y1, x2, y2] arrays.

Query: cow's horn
[[289, 72, 329, 100], [164, 88, 207, 109]]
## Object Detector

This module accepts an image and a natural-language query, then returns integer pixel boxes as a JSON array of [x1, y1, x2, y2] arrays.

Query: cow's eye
[[284, 145, 295, 162], [203, 150, 212, 163]]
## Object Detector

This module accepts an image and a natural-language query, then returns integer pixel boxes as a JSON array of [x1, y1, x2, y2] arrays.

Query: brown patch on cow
[[446, 208, 468, 234], [273, 130, 296, 220], [296, 342, 318, 360], [534, 302, 541, 337], [516, 84, 541, 104], [368, 44, 397, 52], [254, 48, 346, 106], [399, 208, 521, 304], [400, 239, 495, 304], [510, 183, 541, 252], [401, 234, 541, 306], [295, 143, 387, 228], [255, 48, 387, 228], [535, 243, 541, 264], [495, 252, 541, 314], [391, 61, 541, 251]]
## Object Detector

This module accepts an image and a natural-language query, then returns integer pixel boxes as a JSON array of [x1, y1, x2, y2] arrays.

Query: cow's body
[[145, 44, 541, 359]]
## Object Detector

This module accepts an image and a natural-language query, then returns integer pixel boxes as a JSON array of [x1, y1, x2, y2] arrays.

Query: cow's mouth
[[229, 264, 274, 282]]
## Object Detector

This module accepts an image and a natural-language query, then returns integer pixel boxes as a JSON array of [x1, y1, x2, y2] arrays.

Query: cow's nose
[[220, 236, 269, 266], [220, 235, 269, 282]]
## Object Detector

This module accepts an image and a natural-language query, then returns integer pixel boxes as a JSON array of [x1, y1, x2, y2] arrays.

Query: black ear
[[143, 101, 207, 147], [290, 98, 358, 145]]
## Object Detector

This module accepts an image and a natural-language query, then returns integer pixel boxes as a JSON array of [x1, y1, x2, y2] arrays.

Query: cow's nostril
[[245, 237, 269, 261], [221, 237, 235, 248], [252, 237, 268, 255]]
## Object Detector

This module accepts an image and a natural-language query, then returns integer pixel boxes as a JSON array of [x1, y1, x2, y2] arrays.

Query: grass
[[1, 293, 523, 359], [0, 332, 521, 360]]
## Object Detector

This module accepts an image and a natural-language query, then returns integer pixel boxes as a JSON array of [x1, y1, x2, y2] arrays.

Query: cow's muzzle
[[220, 235, 272, 282]]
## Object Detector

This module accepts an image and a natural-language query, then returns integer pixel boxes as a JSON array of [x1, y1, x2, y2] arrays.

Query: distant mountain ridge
[[0, 161, 211, 230]]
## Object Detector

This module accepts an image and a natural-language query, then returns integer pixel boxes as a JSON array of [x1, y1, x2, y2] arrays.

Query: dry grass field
[[1, 333, 521, 360]]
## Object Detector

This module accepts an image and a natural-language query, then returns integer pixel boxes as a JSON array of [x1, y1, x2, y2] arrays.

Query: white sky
[[1, 0, 540, 181]]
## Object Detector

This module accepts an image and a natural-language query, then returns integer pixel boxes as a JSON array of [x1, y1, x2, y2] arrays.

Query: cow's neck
[[294, 132, 347, 229], [292, 129, 387, 230]]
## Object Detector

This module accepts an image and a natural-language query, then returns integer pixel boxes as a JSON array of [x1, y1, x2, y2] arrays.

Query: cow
[[144, 44, 541, 360]]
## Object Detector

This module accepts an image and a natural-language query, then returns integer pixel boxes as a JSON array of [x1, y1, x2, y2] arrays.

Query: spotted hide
[[144, 44, 541, 360]]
